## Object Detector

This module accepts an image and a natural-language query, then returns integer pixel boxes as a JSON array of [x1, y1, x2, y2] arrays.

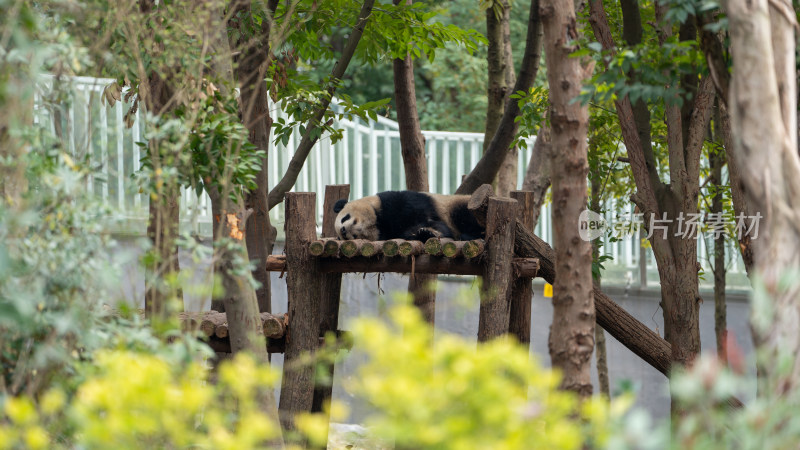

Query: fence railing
[[33, 74, 749, 290]]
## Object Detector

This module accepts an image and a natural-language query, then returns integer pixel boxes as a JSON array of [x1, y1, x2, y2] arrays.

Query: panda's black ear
[[333, 199, 348, 213]]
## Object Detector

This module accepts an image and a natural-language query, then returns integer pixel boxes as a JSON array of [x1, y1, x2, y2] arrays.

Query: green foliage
[[577, 39, 705, 107], [0, 158, 116, 397], [511, 86, 549, 149]]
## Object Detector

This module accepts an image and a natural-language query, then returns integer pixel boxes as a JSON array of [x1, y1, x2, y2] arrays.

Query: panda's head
[[333, 196, 380, 240]]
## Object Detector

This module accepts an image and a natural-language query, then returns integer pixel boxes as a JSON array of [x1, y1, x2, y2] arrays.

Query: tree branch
[[684, 76, 715, 184], [267, 0, 375, 209], [698, 13, 730, 106], [587, 0, 661, 215], [455, 0, 543, 195]]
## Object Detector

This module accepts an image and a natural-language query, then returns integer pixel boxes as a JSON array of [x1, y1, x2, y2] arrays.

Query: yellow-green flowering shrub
[[1, 294, 636, 450], [343, 297, 632, 450], [0, 351, 281, 450]]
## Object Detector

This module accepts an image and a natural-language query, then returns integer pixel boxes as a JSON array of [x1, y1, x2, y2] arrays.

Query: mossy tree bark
[[541, 0, 594, 397]]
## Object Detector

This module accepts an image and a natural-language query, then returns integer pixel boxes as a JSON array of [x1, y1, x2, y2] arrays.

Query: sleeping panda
[[333, 190, 485, 241]]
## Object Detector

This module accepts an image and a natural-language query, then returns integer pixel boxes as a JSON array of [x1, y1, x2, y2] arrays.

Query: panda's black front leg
[[403, 221, 454, 241]]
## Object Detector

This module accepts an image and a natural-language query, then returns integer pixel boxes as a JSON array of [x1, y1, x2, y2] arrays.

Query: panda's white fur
[[333, 195, 381, 240], [333, 191, 484, 241]]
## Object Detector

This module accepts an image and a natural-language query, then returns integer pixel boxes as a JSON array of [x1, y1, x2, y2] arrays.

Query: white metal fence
[[33, 75, 749, 289]]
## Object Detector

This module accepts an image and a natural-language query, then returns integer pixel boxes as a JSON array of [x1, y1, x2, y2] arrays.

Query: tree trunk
[[521, 122, 551, 227], [0, 69, 30, 209], [206, 184, 283, 446], [457, 0, 543, 195], [226, 0, 277, 314], [710, 115, 727, 359], [718, 102, 755, 275], [726, 0, 800, 394], [485, 0, 518, 196], [541, 0, 594, 397], [139, 53, 183, 318], [590, 170, 610, 397], [393, 0, 436, 324], [589, 1, 714, 409]]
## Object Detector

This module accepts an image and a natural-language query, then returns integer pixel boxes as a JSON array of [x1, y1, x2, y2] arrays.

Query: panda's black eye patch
[[341, 214, 351, 222]]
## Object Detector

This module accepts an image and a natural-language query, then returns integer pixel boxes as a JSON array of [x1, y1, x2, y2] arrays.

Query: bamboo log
[[382, 239, 403, 257], [462, 239, 485, 258], [340, 239, 371, 257], [324, 239, 340, 257], [478, 197, 518, 341], [309, 238, 338, 256], [360, 240, 384, 257], [398, 240, 425, 256], [441, 240, 464, 258], [424, 237, 443, 255]]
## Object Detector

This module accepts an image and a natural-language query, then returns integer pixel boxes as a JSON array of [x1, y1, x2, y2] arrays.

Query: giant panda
[[333, 190, 485, 241]]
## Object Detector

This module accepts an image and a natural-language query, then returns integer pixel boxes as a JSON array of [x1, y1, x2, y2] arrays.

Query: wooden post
[[478, 197, 518, 342], [509, 191, 535, 347], [280, 192, 322, 431], [312, 185, 349, 420]]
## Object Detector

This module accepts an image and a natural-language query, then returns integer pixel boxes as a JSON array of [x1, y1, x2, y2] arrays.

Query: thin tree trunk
[[393, 0, 436, 324], [590, 164, 610, 397], [227, 0, 277, 314], [589, 0, 714, 387], [541, 0, 594, 397], [711, 111, 727, 359], [136, 9, 184, 317], [718, 102, 755, 275], [457, 0, 543, 195], [0, 70, 31, 209], [485, 0, 518, 196], [521, 122, 551, 227], [207, 184, 284, 446]]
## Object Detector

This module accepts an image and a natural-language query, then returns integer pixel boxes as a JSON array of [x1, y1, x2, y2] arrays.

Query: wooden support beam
[[280, 192, 322, 431], [478, 197, 518, 341], [313, 184, 349, 417], [509, 190, 535, 347], [468, 184, 673, 375]]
